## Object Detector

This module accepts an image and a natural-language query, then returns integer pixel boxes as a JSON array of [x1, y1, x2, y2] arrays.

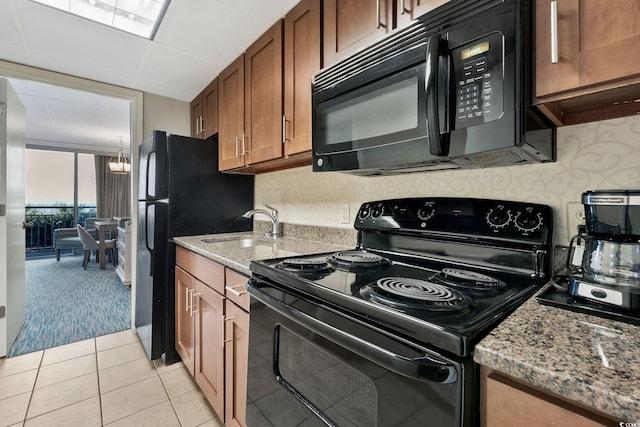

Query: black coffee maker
[[539, 190, 640, 322]]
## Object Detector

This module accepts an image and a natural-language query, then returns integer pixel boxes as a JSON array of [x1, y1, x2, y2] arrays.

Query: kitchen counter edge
[[474, 285, 640, 422], [173, 232, 350, 276]]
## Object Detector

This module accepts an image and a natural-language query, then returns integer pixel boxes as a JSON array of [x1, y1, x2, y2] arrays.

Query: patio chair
[[53, 217, 112, 261], [77, 224, 117, 269]]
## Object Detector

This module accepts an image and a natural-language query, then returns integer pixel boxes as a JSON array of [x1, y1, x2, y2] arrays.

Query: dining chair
[[77, 224, 117, 269]]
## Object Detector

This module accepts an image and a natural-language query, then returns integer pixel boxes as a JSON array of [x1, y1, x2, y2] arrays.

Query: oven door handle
[[248, 281, 458, 384]]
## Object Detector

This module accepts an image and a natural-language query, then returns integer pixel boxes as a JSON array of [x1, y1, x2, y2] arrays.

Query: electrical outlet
[[340, 204, 350, 224], [566, 202, 586, 240]]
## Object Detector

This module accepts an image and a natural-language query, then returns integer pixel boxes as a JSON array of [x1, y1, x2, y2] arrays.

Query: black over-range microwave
[[312, 0, 556, 176]]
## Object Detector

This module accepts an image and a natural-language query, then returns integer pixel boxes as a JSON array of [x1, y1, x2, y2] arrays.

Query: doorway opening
[[0, 62, 142, 357]]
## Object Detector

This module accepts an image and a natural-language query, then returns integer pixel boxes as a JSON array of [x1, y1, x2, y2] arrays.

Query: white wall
[[255, 116, 640, 246], [143, 93, 190, 139]]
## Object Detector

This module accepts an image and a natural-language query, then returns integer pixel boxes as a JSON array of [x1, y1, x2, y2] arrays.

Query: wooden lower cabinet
[[481, 367, 618, 427], [194, 280, 225, 418], [175, 267, 196, 377], [224, 301, 249, 427], [175, 246, 250, 426]]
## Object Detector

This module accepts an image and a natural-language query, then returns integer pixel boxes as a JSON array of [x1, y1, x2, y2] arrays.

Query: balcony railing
[[25, 205, 97, 253]]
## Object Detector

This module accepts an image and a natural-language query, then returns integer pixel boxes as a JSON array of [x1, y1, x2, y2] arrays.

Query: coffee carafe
[[560, 190, 640, 310]]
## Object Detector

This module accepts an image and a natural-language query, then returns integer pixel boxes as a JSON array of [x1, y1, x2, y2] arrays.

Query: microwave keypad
[[453, 33, 504, 129], [457, 59, 491, 120]]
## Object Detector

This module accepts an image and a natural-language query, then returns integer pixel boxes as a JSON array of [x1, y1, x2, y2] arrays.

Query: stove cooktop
[[250, 197, 554, 357], [251, 249, 546, 357]]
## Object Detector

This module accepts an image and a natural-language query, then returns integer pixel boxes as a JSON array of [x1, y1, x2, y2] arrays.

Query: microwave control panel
[[452, 32, 504, 129]]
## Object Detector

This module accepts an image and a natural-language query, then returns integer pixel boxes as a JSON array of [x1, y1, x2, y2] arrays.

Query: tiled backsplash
[[256, 116, 640, 245]]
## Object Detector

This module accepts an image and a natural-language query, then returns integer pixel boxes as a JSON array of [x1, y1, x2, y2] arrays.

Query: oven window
[[315, 63, 427, 155], [276, 326, 378, 426]]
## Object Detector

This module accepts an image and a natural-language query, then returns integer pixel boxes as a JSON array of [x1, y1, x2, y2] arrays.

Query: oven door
[[247, 278, 476, 427]]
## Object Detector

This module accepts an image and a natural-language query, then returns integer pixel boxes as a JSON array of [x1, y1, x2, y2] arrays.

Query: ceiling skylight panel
[[30, 0, 170, 39]]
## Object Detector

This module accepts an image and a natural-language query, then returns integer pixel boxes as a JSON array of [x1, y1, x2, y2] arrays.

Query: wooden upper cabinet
[[190, 78, 219, 139], [244, 21, 284, 165], [201, 78, 218, 139], [396, 0, 450, 28], [190, 95, 203, 138], [219, 55, 246, 171], [535, 0, 640, 124], [323, 0, 393, 66], [283, 0, 321, 157]]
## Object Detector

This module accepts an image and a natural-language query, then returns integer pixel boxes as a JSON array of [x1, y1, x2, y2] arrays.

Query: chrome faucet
[[242, 203, 282, 238]]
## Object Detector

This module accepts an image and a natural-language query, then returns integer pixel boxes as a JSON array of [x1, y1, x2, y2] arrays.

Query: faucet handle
[[264, 203, 278, 218]]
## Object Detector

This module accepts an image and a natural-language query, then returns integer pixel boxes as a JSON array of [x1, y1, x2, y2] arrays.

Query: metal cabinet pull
[[550, 0, 558, 64], [235, 136, 239, 158], [400, 0, 408, 15], [282, 115, 287, 144], [190, 291, 202, 316], [226, 285, 247, 297], [376, 0, 386, 28], [199, 116, 204, 135], [185, 287, 191, 312], [241, 132, 247, 154]]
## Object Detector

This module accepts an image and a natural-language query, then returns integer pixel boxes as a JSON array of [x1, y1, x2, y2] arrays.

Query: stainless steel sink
[[201, 236, 273, 249]]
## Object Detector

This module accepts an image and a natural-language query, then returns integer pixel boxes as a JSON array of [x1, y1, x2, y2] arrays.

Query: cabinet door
[[202, 78, 219, 139], [484, 371, 616, 427], [396, 0, 450, 28], [323, 0, 393, 66], [175, 266, 195, 376], [244, 21, 284, 165], [194, 281, 225, 419], [224, 302, 249, 427], [190, 94, 203, 138], [283, 0, 321, 156], [536, 0, 640, 99], [219, 55, 246, 171]]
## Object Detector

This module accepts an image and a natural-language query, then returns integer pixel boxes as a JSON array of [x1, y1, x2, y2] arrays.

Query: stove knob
[[486, 205, 511, 229], [417, 204, 435, 221], [514, 208, 543, 232], [359, 204, 372, 219], [371, 203, 384, 218]]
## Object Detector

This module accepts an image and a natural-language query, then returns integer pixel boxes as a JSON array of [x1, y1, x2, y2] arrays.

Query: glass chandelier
[[108, 138, 131, 174]]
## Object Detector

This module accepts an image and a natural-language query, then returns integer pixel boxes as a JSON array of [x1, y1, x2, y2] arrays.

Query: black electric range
[[249, 197, 554, 357]]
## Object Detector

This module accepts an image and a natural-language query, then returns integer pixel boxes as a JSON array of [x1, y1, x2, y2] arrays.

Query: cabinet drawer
[[176, 246, 225, 294], [225, 268, 250, 311]]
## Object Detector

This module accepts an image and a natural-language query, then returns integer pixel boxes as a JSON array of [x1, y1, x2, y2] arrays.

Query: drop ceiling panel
[[0, 2, 31, 64], [136, 44, 221, 101], [156, 0, 259, 63], [16, 0, 150, 88]]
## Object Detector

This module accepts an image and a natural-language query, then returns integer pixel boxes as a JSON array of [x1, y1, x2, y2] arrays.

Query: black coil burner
[[432, 268, 506, 293], [360, 277, 473, 312], [276, 258, 334, 274], [327, 250, 391, 270]]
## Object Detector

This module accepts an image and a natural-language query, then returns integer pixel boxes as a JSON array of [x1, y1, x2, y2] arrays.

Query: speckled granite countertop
[[474, 286, 640, 422], [173, 231, 350, 276]]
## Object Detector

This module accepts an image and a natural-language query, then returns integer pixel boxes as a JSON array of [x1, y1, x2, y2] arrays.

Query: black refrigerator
[[136, 130, 254, 362]]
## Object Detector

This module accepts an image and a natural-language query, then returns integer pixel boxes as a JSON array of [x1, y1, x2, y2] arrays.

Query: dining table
[[94, 220, 118, 270]]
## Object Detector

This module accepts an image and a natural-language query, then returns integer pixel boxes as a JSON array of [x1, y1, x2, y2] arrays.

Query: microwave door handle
[[426, 34, 449, 156]]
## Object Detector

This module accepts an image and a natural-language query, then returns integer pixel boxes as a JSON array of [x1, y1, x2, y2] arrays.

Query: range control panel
[[355, 197, 553, 243], [453, 32, 504, 128]]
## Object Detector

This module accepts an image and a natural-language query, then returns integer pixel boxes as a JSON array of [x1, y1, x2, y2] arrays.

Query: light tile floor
[[0, 330, 223, 427]]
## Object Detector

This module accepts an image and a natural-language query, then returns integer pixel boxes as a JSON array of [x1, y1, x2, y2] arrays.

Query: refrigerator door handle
[[145, 151, 153, 199], [145, 202, 154, 274]]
